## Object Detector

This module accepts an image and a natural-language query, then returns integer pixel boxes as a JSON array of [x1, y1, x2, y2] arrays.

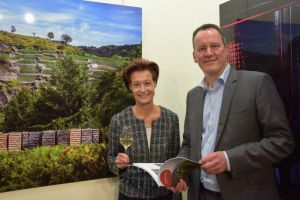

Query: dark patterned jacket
[[108, 106, 180, 198]]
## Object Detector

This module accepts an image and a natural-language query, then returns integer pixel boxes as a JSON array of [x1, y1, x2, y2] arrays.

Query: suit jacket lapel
[[215, 67, 238, 148], [192, 87, 206, 159]]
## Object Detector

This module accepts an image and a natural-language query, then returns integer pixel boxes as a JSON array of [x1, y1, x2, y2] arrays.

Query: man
[[175, 24, 294, 200]]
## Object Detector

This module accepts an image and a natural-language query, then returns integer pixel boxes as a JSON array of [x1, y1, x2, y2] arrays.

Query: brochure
[[133, 157, 199, 187]]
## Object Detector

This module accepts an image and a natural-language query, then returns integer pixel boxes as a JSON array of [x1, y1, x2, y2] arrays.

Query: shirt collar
[[200, 64, 230, 90]]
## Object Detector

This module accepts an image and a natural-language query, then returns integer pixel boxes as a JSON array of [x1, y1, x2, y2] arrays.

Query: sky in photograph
[[0, 0, 142, 47]]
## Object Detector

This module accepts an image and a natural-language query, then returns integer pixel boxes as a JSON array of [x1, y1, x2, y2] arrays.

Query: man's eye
[[211, 44, 220, 49]]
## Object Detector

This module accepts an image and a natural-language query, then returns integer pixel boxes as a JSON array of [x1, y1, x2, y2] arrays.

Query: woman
[[107, 59, 180, 200]]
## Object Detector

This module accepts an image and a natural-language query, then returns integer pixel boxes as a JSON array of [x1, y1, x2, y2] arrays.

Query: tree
[[92, 64, 134, 128], [32, 56, 93, 130], [47, 32, 54, 40], [61, 34, 72, 44], [10, 25, 16, 33], [3, 87, 37, 132], [134, 42, 142, 58]]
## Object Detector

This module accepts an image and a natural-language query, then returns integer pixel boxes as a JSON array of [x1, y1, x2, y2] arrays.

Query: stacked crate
[[0, 132, 8, 151], [22, 131, 42, 149], [69, 128, 81, 146], [42, 130, 56, 146], [57, 130, 70, 145], [92, 129, 102, 143], [8, 132, 22, 151], [81, 129, 93, 144], [0, 128, 101, 151]]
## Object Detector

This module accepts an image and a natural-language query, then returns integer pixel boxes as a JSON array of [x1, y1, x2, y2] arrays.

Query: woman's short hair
[[122, 58, 159, 91]]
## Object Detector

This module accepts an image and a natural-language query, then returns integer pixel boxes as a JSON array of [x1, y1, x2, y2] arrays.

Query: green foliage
[[0, 112, 5, 131], [0, 30, 136, 132], [0, 52, 9, 60], [0, 53, 10, 71], [3, 87, 37, 132], [64, 45, 82, 55], [93, 64, 135, 128], [15, 54, 36, 59], [7, 79, 20, 88], [17, 75, 36, 82], [134, 42, 142, 58], [0, 143, 113, 193], [18, 59, 34, 64], [47, 32, 54, 40], [90, 54, 130, 68], [20, 66, 37, 73], [32, 56, 94, 130], [39, 55, 57, 61], [57, 45, 65, 50], [61, 34, 72, 44], [18, 49, 40, 54], [80, 44, 142, 58], [0, 31, 81, 55], [0, 60, 10, 72], [70, 55, 89, 62]]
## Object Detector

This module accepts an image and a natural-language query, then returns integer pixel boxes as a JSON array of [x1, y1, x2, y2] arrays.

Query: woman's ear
[[128, 85, 133, 92]]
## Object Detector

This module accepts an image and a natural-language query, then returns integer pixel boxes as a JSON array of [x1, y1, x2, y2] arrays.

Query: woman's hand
[[167, 179, 188, 193], [116, 153, 130, 169]]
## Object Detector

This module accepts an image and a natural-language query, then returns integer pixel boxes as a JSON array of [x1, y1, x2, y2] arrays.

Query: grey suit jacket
[[178, 67, 294, 200]]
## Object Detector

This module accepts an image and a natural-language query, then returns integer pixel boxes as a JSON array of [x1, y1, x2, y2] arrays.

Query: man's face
[[193, 28, 228, 78]]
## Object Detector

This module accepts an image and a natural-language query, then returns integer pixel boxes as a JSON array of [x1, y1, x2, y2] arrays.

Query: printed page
[[132, 163, 163, 186], [133, 157, 199, 187], [159, 157, 199, 187]]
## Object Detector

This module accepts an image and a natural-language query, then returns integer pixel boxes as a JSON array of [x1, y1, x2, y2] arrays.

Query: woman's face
[[129, 70, 156, 106]]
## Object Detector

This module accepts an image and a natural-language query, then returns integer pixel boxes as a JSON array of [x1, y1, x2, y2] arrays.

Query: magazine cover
[[133, 157, 199, 187]]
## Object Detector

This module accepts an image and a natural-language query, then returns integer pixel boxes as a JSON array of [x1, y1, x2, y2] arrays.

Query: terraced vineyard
[[0, 30, 134, 112], [0, 45, 129, 87]]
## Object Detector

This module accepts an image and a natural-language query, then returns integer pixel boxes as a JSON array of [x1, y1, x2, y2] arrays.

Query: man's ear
[[193, 52, 197, 63]]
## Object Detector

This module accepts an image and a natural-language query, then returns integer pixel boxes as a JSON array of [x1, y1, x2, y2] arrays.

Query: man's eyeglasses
[[196, 44, 222, 55]]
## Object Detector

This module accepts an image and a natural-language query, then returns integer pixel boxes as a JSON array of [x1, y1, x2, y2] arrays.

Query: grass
[[18, 49, 40, 54], [42, 61, 57, 68], [18, 59, 35, 64], [15, 54, 36, 59], [0, 52, 9, 60], [20, 66, 37, 73], [39, 55, 56, 61], [92, 71, 103, 79], [71, 55, 89, 62], [18, 75, 36, 82], [42, 69, 52, 74]]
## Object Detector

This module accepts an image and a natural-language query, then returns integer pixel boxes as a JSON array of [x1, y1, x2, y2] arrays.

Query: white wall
[[0, 0, 228, 199], [143, 0, 228, 135], [0, 178, 119, 200]]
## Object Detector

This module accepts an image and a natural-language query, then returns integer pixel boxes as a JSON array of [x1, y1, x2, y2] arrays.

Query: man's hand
[[167, 179, 188, 193], [116, 153, 130, 169], [200, 151, 227, 174]]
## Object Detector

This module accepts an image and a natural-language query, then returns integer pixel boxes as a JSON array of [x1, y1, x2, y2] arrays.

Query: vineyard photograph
[[0, 0, 141, 192]]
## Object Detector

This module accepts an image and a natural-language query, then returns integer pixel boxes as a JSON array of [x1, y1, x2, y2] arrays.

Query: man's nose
[[205, 47, 214, 55]]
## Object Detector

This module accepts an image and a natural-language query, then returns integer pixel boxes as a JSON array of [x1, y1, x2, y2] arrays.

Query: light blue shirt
[[200, 64, 230, 192]]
